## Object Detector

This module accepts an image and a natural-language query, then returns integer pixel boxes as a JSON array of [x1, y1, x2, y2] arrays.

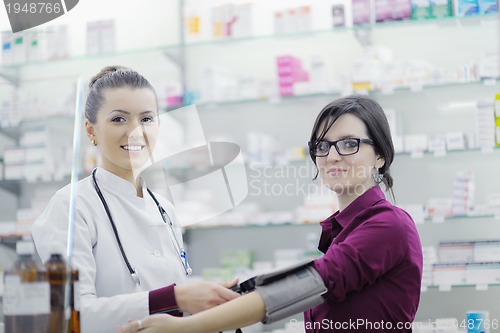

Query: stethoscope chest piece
[[131, 269, 140, 286]]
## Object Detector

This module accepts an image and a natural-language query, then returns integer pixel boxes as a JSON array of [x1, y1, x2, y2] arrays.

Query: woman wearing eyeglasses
[[119, 95, 423, 333], [31, 66, 239, 333]]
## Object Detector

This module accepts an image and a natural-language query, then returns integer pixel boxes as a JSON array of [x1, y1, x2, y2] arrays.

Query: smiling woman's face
[[85, 87, 159, 180], [316, 113, 384, 202]]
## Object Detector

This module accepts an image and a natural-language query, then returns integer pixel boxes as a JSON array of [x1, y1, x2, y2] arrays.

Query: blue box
[[478, 0, 498, 13], [457, 0, 480, 15], [466, 311, 489, 333]]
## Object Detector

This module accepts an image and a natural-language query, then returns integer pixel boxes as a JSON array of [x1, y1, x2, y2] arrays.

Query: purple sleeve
[[313, 208, 408, 302], [148, 284, 183, 316]]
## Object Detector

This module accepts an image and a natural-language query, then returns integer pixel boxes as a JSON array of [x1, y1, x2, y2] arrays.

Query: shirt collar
[[319, 210, 340, 230], [332, 186, 386, 228], [94, 167, 146, 198]]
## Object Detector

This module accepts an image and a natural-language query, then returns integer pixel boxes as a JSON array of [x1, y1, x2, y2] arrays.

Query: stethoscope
[[91, 168, 192, 287]]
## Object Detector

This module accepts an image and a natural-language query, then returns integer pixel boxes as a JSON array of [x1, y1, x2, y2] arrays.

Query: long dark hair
[[309, 95, 395, 198]]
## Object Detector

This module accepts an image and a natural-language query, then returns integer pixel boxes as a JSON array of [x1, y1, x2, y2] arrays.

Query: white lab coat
[[32, 168, 187, 333]]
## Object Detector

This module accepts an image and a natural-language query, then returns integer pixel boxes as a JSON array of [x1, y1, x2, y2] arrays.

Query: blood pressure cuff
[[254, 260, 327, 324]]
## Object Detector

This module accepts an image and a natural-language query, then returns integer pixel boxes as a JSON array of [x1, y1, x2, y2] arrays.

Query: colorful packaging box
[[376, 0, 412, 21], [456, 0, 480, 16], [495, 93, 500, 146], [1, 31, 13, 65], [466, 311, 491, 333], [393, 0, 413, 19], [353, 0, 372, 25], [375, 0, 393, 22], [430, 0, 453, 17], [332, 5, 346, 27], [411, 0, 432, 19], [432, 263, 466, 286], [478, 0, 499, 14], [438, 241, 474, 262], [276, 55, 309, 96]]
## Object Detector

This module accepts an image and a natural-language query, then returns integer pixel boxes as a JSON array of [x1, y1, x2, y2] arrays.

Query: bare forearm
[[182, 292, 266, 333]]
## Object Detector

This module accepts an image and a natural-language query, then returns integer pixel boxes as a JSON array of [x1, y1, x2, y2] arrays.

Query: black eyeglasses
[[308, 138, 374, 157]]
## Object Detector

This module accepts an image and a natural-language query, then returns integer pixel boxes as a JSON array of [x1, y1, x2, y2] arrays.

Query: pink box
[[392, 0, 411, 20], [375, 0, 392, 22], [276, 55, 309, 96], [277, 55, 304, 77], [166, 95, 183, 107], [278, 71, 309, 84], [276, 55, 302, 66], [279, 83, 294, 96], [375, 0, 411, 21], [277, 63, 304, 75], [353, 0, 371, 25]]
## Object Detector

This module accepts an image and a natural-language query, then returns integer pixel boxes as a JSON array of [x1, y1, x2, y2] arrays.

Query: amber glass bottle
[[4, 241, 50, 333], [45, 253, 70, 333], [69, 267, 81, 333]]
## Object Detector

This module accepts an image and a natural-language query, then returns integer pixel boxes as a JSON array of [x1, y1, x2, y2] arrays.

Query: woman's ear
[[376, 156, 385, 170], [84, 119, 95, 141]]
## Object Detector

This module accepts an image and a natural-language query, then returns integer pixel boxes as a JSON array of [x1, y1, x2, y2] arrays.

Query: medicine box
[[332, 5, 346, 27], [465, 262, 500, 284], [495, 93, 500, 146], [220, 249, 254, 270], [438, 241, 474, 262], [1, 31, 14, 65], [430, 0, 453, 17], [456, 0, 479, 16], [376, 0, 412, 22], [353, 0, 372, 25], [3, 147, 26, 165], [478, 0, 498, 13], [411, 0, 432, 19], [445, 132, 466, 150], [473, 240, 500, 262], [432, 263, 466, 286], [276, 55, 309, 96]]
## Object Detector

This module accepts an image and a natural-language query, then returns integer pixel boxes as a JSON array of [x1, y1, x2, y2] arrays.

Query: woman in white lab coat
[[31, 66, 239, 333]]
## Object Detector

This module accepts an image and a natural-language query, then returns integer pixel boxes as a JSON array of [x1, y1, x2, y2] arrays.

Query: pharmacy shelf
[[163, 143, 500, 174], [0, 176, 71, 196], [161, 147, 500, 187], [184, 214, 500, 231], [0, 126, 18, 141], [396, 146, 500, 158], [421, 214, 499, 224], [424, 283, 500, 291], [0, 235, 23, 245], [2, 13, 497, 70], [0, 179, 21, 196], [0, 114, 74, 142], [0, 235, 23, 253], [181, 12, 499, 48], [184, 221, 318, 231], [185, 213, 499, 231], [0, 44, 181, 69], [179, 79, 497, 111]]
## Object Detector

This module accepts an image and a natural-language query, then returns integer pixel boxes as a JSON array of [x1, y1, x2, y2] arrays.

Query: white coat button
[[153, 250, 161, 257]]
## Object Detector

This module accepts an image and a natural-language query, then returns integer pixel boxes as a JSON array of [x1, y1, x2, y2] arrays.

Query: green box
[[219, 249, 254, 270]]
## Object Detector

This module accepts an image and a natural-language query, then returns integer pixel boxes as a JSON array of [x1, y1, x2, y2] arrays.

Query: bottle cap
[[16, 241, 35, 255], [48, 243, 65, 256]]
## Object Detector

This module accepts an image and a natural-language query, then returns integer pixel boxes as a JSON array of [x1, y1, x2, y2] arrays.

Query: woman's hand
[[174, 279, 239, 314], [118, 291, 266, 333], [117, 314, 179, 333]]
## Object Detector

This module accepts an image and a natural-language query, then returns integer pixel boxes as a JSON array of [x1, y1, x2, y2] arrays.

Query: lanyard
[[146, 188, 192, 276]]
